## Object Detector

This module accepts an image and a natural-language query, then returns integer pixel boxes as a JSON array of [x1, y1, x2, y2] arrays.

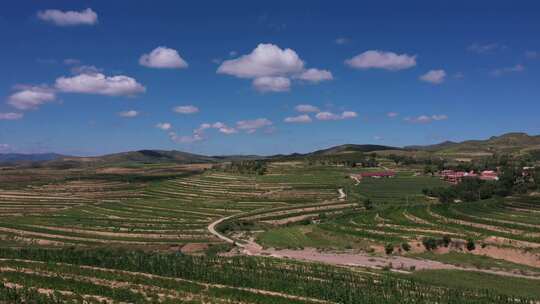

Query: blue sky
[[0, 1, 539, 156]]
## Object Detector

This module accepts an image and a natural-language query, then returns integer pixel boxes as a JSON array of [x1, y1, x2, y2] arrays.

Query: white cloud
[[345, 50, 416, 71], [37, 8, 98, 26], [236, 118, 272, 133], [341, 111, 358, 119], [252, 76, 290, 92], [119, 110, 139, 118], [431, 114, 448, 121], [0, 144, 11, 152], [335, 37, 350, 45], [217, 43, 304, 78], [491, 64, 525, 77], [168, 132, 203, 144], [419, 69, 446, 84], [217, 126, 237, 134], [156, 122, 172, 130], [0, 112, 23, 120], [467, 43, 505, 54], [139, 46, 188, 69], [296, 68, 333, 83], [295, 104, 320, 113], [7, 86, 56, 110], [70, 65, 103, 75], [167, 121, 238, 144], [284, 114, 312, 123], [405, 114, 448, 124], [173, 105, 199, 114], [217, 43, 332, 92], [387, 112, 399, 118], [315, 111, 341, 121], [373, 136, 383, 141], [55, 73, 146, 96], [316, 111, 357, 121]]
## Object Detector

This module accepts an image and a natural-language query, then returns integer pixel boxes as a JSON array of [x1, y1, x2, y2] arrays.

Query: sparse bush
[[363, 199, 373, 210], [422, 238, 439, 251], [385, 243, 394, 255], [442, 235, 452, 247], [401, 242, 411, 252], [466, 239, 476, 251]]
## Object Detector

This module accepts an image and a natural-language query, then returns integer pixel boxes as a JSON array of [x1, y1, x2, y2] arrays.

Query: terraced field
[[1, 162, 539, 303], [1, 247, 538, 303], [0, 165, 342, 249]]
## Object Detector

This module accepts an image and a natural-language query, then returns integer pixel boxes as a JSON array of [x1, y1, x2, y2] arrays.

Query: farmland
[[0, 157, 539, 303]]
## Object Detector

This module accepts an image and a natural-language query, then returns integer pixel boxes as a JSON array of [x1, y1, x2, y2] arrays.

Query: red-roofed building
[[360, 171, 396, 178]]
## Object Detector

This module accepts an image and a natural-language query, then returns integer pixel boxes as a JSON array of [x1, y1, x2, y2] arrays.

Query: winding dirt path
[[207, 189, 540, 281]]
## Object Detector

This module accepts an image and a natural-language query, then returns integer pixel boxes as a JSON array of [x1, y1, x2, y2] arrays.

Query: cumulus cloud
[[139, 46, 188, 69], [217, 43, 304, 78], [387, 112, 399, 118], [316, 111, 358, 121], [156, 122, 172, 130], [217, 43, 331, 92], [284, 114, 312, 123], [0, 112, 23, 120], [419, 69, 446, 84], [37, 8, 98, 26], [491, 64, 525, 77], [55, 73, 146, 96], [405, 114, 448, 123], [236, 118, 272, 133], [7, 86, 56, 110], [119, 110, 139, 118], [252, 76, 290, 92], [173, 105, 199, 114], [295, 104, 320, 113], [345, 50, 416, 71], [296, 68, 333, 83]]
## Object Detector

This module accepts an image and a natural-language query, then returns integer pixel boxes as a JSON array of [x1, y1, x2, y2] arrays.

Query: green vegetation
[[0, 142, 539, 303], [0, 247, 537, 303]]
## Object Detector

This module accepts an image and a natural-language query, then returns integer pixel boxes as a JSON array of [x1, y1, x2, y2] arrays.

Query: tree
[[466, 239, 476, 251]]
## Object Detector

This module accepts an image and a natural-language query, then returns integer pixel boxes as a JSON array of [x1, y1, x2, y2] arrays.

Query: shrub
[[442, 235, 452, 247], [401, 242, 411, 252], [363, 199, 373, 210], [385, 244, 394, 255], [466, 239, 476, 251], [422, 238, 439, 251]]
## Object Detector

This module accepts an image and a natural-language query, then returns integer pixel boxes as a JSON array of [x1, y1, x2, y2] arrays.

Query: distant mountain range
[[406, 132, 540, 155], [0, 153, 65, 163], [2, 132, 539, 166]]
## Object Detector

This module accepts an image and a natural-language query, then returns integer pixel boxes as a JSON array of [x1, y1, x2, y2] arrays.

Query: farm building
[[351, 171, 396, 181], [440, 170, 498, 184]]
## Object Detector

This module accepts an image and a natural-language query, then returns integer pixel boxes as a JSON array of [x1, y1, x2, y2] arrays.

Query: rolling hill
[[408, 132, 540, 156]]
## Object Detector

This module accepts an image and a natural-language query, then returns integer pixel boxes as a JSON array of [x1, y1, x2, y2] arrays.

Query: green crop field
[[0, 161, 539, 303]]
